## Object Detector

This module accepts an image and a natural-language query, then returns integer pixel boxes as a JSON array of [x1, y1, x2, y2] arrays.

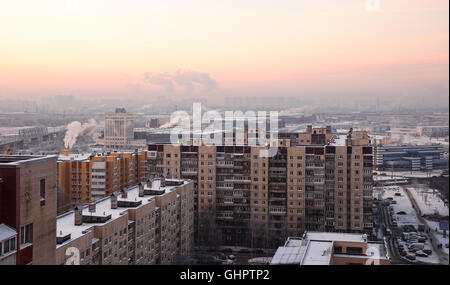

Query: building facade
[[55, 178, 194, 265], [0, 155, 57, 265], [57, 150, 149, 215], [147, 127, 374, 247]]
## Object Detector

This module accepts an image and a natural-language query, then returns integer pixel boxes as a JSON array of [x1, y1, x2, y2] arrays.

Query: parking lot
[[373, 185, 449, 265]]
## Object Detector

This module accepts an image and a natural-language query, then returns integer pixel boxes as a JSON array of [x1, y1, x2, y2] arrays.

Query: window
[[20, 223, 33, 245], [40, 178, 46, 200]]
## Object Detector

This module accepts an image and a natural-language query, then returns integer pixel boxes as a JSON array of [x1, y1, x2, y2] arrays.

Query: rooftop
[[0, 223, 17, 241], [56, 178, 190, 249], [304, 232, 368, 243], [270, 232, 385, 265], [0, 155, 57, 167]]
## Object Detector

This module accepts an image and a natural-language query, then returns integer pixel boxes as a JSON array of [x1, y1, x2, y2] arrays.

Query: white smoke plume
[[63, 119, 98, 149], [143, 70, 217, 93], [159, 114, 187, 129]]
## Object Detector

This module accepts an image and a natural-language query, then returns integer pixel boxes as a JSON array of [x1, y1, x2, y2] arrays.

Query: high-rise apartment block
[[147, 127, 374, 247], [0, 155, 58, 265], [57, 150, 149, 214], [56, 178, 195, 265]]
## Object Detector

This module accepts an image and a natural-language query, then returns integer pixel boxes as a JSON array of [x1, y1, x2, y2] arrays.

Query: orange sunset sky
[[0, 0, 448, 101]]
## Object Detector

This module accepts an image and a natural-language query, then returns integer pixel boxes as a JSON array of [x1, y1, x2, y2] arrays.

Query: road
[[376, 201, 413, 264]]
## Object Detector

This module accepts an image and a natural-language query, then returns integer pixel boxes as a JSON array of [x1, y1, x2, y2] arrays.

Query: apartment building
[[56, 178, 194, 265], [57, 150, 149, 215], [270, 232, 389, 265], [147, 127, 374, 247], [0, 155, 57, 265]]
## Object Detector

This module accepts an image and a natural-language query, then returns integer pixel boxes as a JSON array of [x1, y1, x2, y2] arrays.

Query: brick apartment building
[[56, 178, 195, 265], [0, 155, 57, 265], [57, 150, 149, 214], [147, 127, 374, 247]]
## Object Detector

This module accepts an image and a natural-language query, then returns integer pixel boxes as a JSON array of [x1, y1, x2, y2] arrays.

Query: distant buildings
[[374, 145, 447, 171], [270, 232, 389, 265], [0, 155, 58, 265], [98, 108, 146, 149]]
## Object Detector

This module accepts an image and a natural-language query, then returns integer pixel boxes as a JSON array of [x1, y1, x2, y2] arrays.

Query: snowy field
[[407, 185, 449, 216], [406, 185, 449, 255]]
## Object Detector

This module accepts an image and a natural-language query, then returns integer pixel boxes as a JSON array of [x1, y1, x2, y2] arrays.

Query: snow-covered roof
[[328, 134, 347, 146], [301, 241, 333, 265], [58, 153, 91, 161], [56, 179, 189, 249], [270, 246, 304, 265], [0, 223, 17, 241], [305, 232, 367, 243]]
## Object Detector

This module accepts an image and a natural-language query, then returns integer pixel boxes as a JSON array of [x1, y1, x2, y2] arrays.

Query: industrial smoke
[[63, 119, 98, 149]]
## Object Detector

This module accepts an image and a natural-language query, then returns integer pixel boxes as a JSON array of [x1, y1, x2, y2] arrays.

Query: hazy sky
[[0, 0, 448, 103]]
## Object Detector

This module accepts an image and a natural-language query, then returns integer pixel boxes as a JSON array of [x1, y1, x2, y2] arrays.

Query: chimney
[[139, 182, 144, 197], [111, 192, 119, 209], [326, 125, 331, 134], [88, 202, 96, 213], [146, 179, 152, 189], [74, 205, 83, 226], [160, 175, 166, 188], [121, 188, 128, 199], [307, 125, 312, 134]]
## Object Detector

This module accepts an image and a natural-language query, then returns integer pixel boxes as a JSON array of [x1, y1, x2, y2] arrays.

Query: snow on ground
[[377, 186, 419, 227], [378, 170, 443, 178], [407, 185, 449, 216], [425, 220, 449, 255]]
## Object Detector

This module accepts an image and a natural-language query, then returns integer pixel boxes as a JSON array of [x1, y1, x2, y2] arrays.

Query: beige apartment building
[[56, 178, 194, 265], [147, 127, 374, 247]]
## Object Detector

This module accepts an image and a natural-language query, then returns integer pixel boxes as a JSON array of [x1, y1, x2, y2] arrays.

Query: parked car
[[399, 250, 407, 256], [418, 237, 427, 243], [253, 249, 265, 254], [423, 249, 432, 255], [391, 200, 397, 204], [397, 211, 407, 215], [409, 243, 425, 250], [386, 229, 392, 236], [392, 221, 398, 227], [221, 248, 234, 253], [415, 250, 428, 257], [406, 253, 416, 260]]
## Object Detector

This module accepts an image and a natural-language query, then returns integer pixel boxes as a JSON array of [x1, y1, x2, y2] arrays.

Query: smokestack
[[88, 202, 96, 213], [74, 205, 83, 226], [326, 126, 331, 134], [307, 125, 312, 134], [147, 179, 152, 189], [62, 150, 69, 156], [139, 182, 144, 197], [111, 192, 119, 209], [121, 188, 128, 199], [160, 175, 166, 188]]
